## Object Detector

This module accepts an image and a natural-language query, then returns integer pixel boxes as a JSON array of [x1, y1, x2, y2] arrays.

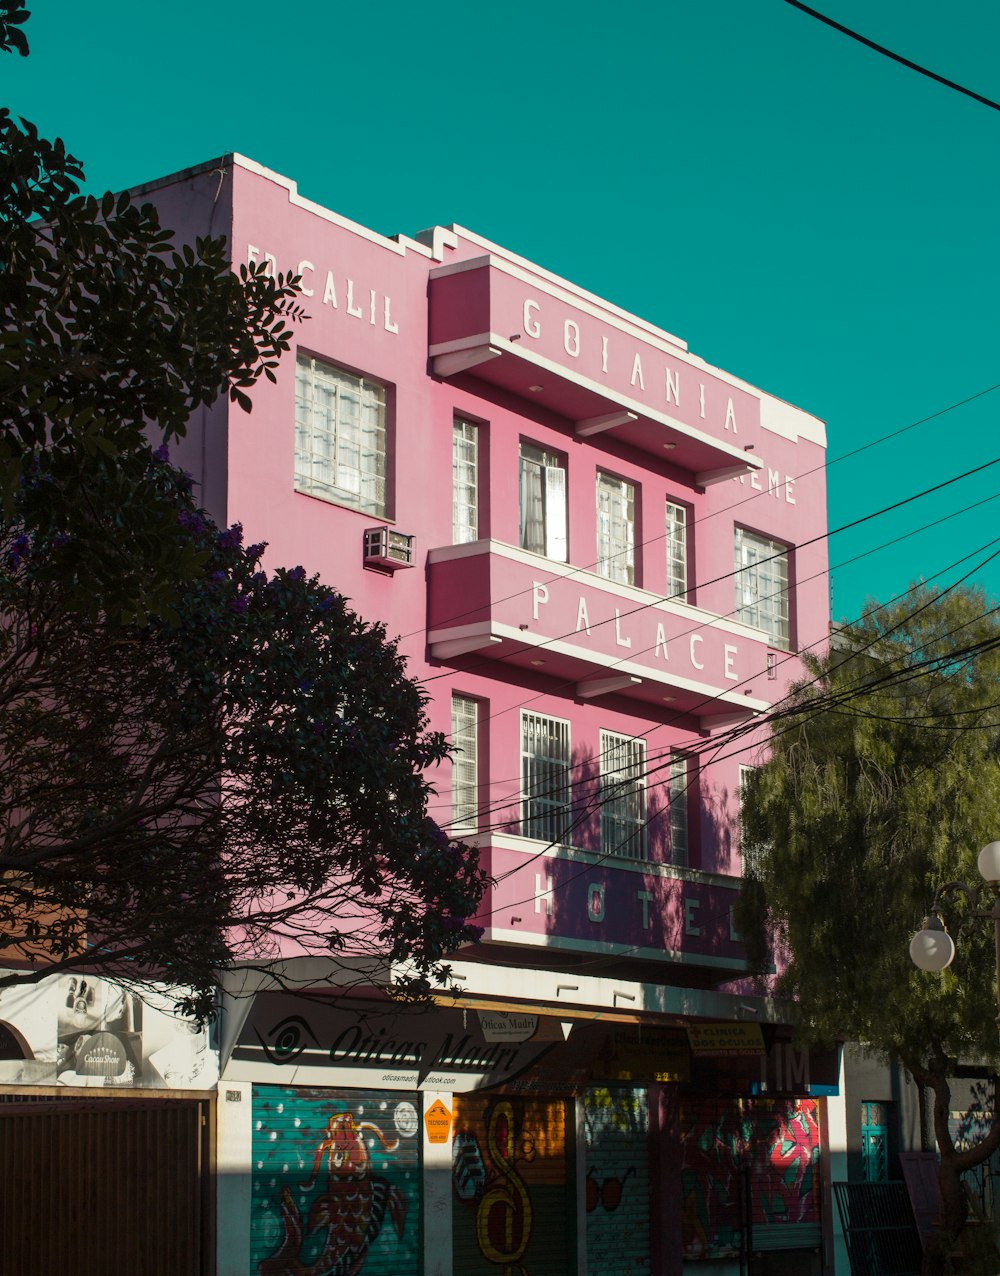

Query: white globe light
[[910, 920, 956, 972], [978, 842, 1000, 885]]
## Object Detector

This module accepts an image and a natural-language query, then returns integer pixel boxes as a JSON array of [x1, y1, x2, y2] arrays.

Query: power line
[[428, 509, 1000, 812], [419, 451, 1000, 694], [781, 0, 1000, 113], [408, 384, 1000, 659], [444, 542, 1000, 860]]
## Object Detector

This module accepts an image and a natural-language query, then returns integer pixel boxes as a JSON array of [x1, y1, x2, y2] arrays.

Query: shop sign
[[478, 1011, 538, 1042], [687, 1022, 766, 1057], [230, 995, 555, 1092]]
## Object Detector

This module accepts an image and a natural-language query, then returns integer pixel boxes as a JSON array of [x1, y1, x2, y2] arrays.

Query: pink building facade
[[145, 156, 833, 1276]]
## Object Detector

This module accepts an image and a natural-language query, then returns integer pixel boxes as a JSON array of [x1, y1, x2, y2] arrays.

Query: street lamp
[[909, 842, 1000, 1032]]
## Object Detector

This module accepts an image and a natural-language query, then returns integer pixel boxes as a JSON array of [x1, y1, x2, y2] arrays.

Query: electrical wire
[[425, 484, 1000, 811], [781, 0, 1000, 113]]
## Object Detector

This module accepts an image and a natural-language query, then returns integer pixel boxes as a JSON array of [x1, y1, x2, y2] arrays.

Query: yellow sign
[[424, 1098, 452, 1144], [687, 1022, 766, 1056]]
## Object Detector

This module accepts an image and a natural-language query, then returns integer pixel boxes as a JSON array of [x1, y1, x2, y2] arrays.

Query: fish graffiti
[[259, 1112, 408, 1276]]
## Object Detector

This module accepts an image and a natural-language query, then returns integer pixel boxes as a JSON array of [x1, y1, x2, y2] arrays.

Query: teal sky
[[9, 1, 1000, 624]]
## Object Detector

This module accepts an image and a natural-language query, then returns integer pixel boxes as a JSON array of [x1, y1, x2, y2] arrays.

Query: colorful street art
[[679, 1098, 820, 1260], [583, 1087, 650, 1276], [452, 1096, 569, 1276], [251, 1086, 420, 1276]]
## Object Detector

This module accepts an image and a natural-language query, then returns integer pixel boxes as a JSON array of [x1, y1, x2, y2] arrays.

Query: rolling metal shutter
[[250, 1085, 421, 1276], [584, 1087, 650, 1276], [0, 1095, 211, 1276], [452, 1094, 572, 1276]]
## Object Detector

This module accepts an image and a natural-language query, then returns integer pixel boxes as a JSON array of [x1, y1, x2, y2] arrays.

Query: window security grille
[[600, 732, 646, 860], [295, 355, 387, 516], [668, 753, 690, 866], [453, 419, 479, 544], [665, 501, 688, 601], [734, 527, 790, 649], [451, 695, 479, 837], [521, 711, 571, 843]]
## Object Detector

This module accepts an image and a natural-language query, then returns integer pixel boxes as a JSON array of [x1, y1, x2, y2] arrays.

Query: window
[[520, 711, 571, 843], [666, 501, 688, 601], [734, 527, 790, 649], [596, 472, 635, 585], [453, 418, 479, 544], [668, 752, 690, 866], [451, 695, 479, 836], [295, 354, 387, 515], [519, 443, 567, 561], [600, 732, 646, 860]]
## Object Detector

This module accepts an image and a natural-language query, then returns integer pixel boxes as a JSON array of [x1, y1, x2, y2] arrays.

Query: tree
[[0, 458, 485, 1022], [737, 585, 1000, 1273], [0, 1, 305, 621]]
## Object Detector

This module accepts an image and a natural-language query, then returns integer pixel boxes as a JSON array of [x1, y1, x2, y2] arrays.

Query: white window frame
[[600, 731, 647, 860], [519, 443, 567, 562], [665, 500, 688, 601], [295, 354, 387, 515], [452, 418, 479, 544], [734, 526, 790, 649], [520, 710, 572, 844], [668, 752, 690, 866], [450, 694, 480, 836], [596, 471, 635, 585]]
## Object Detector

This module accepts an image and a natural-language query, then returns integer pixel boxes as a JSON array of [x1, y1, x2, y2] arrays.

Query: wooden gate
[[0, 1095, 213, 1276]]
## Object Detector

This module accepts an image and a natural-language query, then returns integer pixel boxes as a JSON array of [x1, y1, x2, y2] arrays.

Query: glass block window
[[596, 472, 635, 585], [666, 501, 688, 601], [295, 354, 387, 515], [600, 731, 646, 860], [452, 418, 479, 544], [519, 443, 567, 561], [521, 711, 572, 843], [451, 695, 479, 836], [734, 527, 790, 649], [669, 752, 690, 866]]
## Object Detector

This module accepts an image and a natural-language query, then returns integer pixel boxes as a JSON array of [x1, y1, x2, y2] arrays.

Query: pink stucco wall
[[138, 156, 829, 979]]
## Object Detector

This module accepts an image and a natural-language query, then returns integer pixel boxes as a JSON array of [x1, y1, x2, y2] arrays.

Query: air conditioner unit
[[363, 527, 415, 571]]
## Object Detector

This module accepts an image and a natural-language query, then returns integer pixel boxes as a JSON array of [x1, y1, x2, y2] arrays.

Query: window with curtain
[[519, 443, 567, 561], [295, 354, 387, 515], [600, 731, 646, 860], [520, 710, 572, 843], [452, 418, 479, 544], [596, 471, 635, 585]]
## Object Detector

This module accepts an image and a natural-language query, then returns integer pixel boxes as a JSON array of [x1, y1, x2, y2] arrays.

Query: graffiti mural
[[250, 1086, 420, 1276], [583, 1087, 650, 1276], [452, 1096, 569, 1276], [679, 1098, 820, 1260]]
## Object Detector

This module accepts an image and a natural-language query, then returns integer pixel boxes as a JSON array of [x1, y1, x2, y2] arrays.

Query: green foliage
[[0, 463, 485, 1020], [737, 585, 1000, 1069], [0, 57, 305, 619]]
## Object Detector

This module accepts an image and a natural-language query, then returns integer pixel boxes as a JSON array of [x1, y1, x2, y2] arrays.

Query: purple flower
[[218, 523, 244, 550], [288, 565, 307, 582], [230, 595, 250, 614], [152, 444, 170, 463], [177, 510, 205, 534], [245, 543, 266, 561], [210, 570, 227, 583]]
